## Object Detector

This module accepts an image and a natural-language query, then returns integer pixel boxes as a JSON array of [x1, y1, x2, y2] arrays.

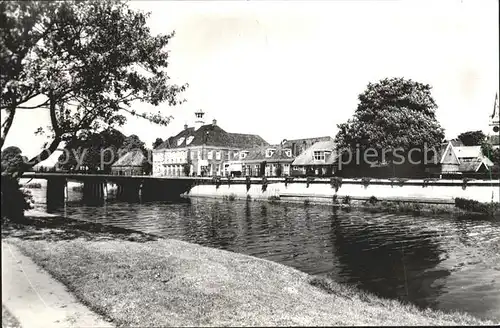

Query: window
[[225, 151, 230, 160], [177, 137, 185, 146], [284, 148, 292, 157], [192, 151, 198, 160], [208, 151, 213, 160], [216, 151, 221, 160], [234, 151, 239, 159], [240, 151, 248, 159], [313, 151, 325, 161], [266, 149, 275, 158], [186, 136, 194, 145]]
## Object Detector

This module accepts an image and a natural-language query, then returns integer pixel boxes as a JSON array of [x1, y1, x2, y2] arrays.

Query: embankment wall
[[187, 178, 500, 204]]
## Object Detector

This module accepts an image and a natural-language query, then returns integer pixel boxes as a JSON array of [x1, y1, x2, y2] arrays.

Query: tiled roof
[[454, 146, 482, 159], [240, 145, 295, 163], [112, 150, 145, 167], [155, 124, 268, 150], [458, 158, 493, 172], [292, 140, 338, 166], [282, 136, 333, 146]]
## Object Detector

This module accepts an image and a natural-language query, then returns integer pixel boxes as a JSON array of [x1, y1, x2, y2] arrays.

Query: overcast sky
[[3, 0, 499, 163]]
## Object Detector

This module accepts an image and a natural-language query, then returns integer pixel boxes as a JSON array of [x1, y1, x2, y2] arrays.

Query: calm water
[[26, 182, 500, 321]]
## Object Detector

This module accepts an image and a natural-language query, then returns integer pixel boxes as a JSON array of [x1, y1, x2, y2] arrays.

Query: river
[[24, 180, 500, 321]]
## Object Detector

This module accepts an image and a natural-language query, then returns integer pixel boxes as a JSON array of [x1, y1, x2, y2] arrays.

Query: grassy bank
[[1, 217, 495, 326]]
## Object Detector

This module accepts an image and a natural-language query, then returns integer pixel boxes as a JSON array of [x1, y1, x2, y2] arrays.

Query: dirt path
[[1, 241, 113, 328]]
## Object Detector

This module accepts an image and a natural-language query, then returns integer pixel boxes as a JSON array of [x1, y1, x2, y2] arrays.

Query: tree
[[1, 0, 186, 219], [335, 77, 445, 167], [1, 0, 187, 165], [457, 130, 486, 146], [152, 138, 164, 149]]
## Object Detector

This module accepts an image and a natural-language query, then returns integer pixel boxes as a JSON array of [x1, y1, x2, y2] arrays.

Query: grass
[[2, 216, 496, 327]]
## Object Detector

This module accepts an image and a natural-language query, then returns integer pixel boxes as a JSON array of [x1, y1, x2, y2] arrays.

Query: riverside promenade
[[2, 241, 112, 328]]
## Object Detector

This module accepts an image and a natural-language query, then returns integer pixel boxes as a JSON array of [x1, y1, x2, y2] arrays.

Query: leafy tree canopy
[[152, 138, 164, 149], [457, 130, 486, 146], [335, 77, 445, 161], [1, 0, 187, 168]]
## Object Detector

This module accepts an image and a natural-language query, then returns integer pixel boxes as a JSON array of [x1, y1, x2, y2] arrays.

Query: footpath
[[1, 241, 113, 328]]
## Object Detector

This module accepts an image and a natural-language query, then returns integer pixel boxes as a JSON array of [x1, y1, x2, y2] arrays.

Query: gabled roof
[[112, 150, 145, 167], [454, 146, 482, 159], [240, 145, 294, 163], [459, 157, 494, 172], [292, 140, 338, 166], [282, 136, 333, 147], [155, 124, 268, 150]]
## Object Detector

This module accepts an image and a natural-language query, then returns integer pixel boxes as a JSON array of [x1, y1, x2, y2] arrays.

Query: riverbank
[[1, 215, 495, 326]]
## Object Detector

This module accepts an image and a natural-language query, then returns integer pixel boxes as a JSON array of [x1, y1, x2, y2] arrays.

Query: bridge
[[22, 172, 201, 209]]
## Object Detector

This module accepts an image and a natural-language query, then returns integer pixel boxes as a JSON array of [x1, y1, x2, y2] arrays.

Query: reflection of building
[[291, 139, 338, 176], [153, 110, 268, 177], [111, 150, 145, 176]]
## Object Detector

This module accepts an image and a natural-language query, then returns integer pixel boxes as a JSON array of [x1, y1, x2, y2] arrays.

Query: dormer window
[[313, 151, 325, 161], [284, 148, 292, 157], [240, 151, 248, 159], [177, 137, 185, 146], [186, 136, 194, 145], [266, 148, 276, 158]]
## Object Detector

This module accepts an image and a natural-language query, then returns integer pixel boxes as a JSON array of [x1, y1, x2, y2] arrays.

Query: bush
[[368, 196, 378, 205], [330, 177, 342, 192], [361, 177, 371, 188], [454, 197, 499, 215], [1, 174, 34, 221], [342, 195, 351, 205]]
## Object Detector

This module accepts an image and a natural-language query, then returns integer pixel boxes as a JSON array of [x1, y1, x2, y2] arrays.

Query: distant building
[[291, 139, 338, 176], [153, 110, 268, 177], [227, 136, 336, 177], [429, 141, 494, 177], [232, 144, 295, 177], [111, 150, 145, 176], [282, 136, 333, 157]]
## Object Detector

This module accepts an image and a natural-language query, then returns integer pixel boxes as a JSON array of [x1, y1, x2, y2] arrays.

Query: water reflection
[[25, 184, 500, 321]]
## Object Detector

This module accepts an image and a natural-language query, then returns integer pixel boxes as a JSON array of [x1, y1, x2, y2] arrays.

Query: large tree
[[335, 77, 445, 167], [1, 0, 186, 219], [1, 0, 187, 165], [457, 130, 486, 146]]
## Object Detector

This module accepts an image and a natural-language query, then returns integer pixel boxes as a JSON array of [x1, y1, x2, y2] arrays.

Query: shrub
[[361, 177, 371, 188], [368, 196, 378, 205], [1, 174, 34, 221], [268, 195, 280, 203], [228, 194, 236, 201], [454, 197, 499, 215], [330, 177, 342, 192], [462, 178, 473, 190], [304, 199, 310, 206], [342, 195, 351, 205], [332, 194, 338, 204]]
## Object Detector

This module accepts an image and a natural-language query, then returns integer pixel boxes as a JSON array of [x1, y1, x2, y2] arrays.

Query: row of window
[[154, 149, 332, 164]]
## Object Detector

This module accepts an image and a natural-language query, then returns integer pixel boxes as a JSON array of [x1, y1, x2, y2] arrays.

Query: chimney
[[184, 123, 188, 130], [212, 119, 217, 126]]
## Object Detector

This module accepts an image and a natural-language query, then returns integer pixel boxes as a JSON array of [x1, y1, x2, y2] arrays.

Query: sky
[[2, 0, 499, 164]]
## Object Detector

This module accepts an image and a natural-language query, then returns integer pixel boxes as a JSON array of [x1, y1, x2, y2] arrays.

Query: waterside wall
[[186, 178, 500, 204]]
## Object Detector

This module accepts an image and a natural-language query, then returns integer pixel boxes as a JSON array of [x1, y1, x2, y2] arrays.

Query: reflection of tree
[[331, 215, 450, 309]]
